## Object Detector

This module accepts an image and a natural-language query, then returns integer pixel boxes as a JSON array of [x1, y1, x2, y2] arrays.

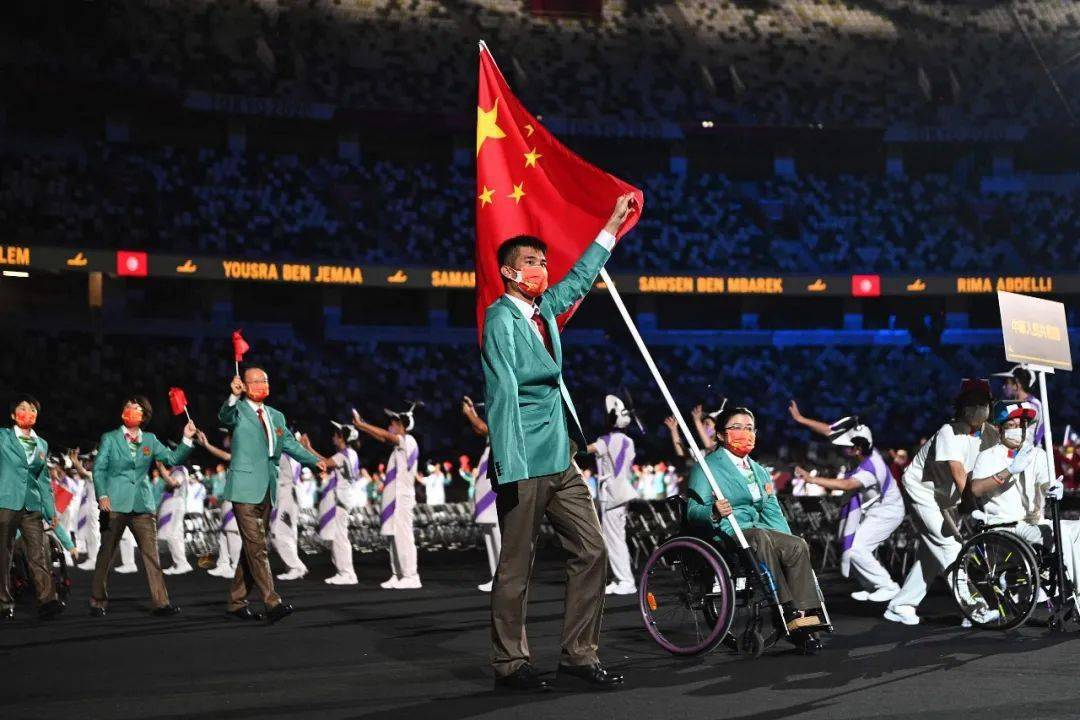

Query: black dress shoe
[[89, 607, 107, 618], [791, 630, 823, 656], [0, 608, 14, 621], [226, 607, 265, 621], [38, 600, 65, 620], [266, 602, 294, 625], [152, 604, 182, 617], [494, 663, 550, 692], [556, 662, 624, 690]]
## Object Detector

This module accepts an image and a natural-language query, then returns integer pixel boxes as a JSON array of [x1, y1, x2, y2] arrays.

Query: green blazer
[[0, 428, 54, 519], [218, 398, 320, 505], [686, 449, 791, 543], [482, 242, 610, 485], [93, 428, 193, 514]]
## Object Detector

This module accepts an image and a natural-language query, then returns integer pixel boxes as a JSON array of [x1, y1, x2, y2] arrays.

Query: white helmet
[[330, 420, 359, 443], [829, 415, 873, 448], [605, 394, 632, 429], [385, 401, 422, 432]]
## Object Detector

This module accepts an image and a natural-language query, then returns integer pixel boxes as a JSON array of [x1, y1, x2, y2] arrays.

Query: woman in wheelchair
[[685, 406, 826, 653], [958, 400, 1079, 628]]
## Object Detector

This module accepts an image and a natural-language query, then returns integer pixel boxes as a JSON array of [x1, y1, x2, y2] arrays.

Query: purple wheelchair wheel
[[639, 536, 735, 656]]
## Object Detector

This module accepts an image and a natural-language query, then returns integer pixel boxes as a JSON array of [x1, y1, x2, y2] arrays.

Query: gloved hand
[[1008, 443, 1036, 475], [1046, 475, 1065, 501]]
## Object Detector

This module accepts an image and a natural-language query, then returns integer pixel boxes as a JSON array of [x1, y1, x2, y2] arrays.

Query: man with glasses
[[686, 406, 823, 652]]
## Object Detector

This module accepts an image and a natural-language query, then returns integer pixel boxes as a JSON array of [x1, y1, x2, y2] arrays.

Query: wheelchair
[[639, 496, 833, 658], [952, 512, 1076, 631], [10, 530, 71, 602]]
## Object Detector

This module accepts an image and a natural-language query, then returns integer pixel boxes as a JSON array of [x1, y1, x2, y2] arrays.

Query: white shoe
[[850, 590, 871, 601], [395, 576, 422, 590], [163, 565, 193, 576], [276, 567, 308, 581], [883, 605, 920, 625], [325, 574, 358, 586], [1036, 587, 1049, 603], [867, 584, 901, 602], [380, 577, 400, 589], [207, 565, 234, 578], [478, 581, 493, 593], [606, 581, 636, 596], [961, 617, 973, 629], [969, 607, 1002, 625], [76, 559, 97, 571], [115, 564, 138, 574]]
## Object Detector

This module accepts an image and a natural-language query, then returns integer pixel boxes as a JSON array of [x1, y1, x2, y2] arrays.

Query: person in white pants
[[160, 465, 193, 575], [463, 396, 499, 592], [273, 450, 308, 581], [315, 423, 361, 585], [793, 413, 905, 601], [196, 432, 241, 578], [69, 451, 101, 571], [966, 400, 1080, 622], [354, 404, 421, 590], [587, 394, 639, 596], [884, 379, 997, 626]]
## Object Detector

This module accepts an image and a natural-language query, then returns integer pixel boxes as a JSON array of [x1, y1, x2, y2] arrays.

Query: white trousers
[[162, 531, 191, 570], [889, 479, 962, 611], [323, 522, 355, 579], [216, 531, 241, 569], [272, 520, 306, 572], [601, 504, 634, 587], [849, 504, 905, 591], [480, 523, 502, 578], [76, 518, 101, 562], [387, 531, 418, 580]]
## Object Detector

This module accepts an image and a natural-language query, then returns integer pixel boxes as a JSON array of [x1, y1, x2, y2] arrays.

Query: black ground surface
[[3, 548, 1079, 720]]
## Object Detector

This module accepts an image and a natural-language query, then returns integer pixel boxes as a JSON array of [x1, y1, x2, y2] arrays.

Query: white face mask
[[1003, 428, 1024, 444]]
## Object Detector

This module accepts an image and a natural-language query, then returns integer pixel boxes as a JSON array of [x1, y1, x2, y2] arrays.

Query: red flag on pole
[[168, 387, 188, 416], [474, 42, 643, 341], [51, 479, 74, 514], [232, 330, 250, 362]]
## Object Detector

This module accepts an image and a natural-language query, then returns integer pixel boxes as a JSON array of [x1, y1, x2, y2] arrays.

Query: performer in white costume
[[273, 449, 309, 581], [70, 451, 101, 571], [354, 403, 421, 590], [160, 465, 193, 575], [587, 394, 638, 596], [463, 396, 499, 593], [196, 431, 241, 578], [316, 423, 361, 585]]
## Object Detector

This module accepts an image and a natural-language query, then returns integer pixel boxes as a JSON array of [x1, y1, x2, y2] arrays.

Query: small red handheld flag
[[51, 479, 74, 514], [232, 330, 250, 362], [168, 387, 188, 416]]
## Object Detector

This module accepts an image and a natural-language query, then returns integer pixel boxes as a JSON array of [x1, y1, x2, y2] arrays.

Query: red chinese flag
[[475, 42, 643, 341], [168, 387, 188, 416], [851, 274, 882, 298], [232, 330, 250, 362], [116, 251, 148, 277], [51, 479, 74, 514]]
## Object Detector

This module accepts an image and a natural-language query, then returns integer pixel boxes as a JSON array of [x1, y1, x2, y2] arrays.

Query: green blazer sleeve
[[541, 242, 611, 317], [482, 313, 528, 485], [280, 431, 320, 469], [219, 398, 240, 428], [685, 460, 718, 537], [53, 524, 74, 551], [93, 432, 112, 500], [151, 435, 193, 467]]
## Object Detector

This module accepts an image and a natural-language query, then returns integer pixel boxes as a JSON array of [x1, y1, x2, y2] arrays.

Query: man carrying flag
[[476, 41, 641, 692]]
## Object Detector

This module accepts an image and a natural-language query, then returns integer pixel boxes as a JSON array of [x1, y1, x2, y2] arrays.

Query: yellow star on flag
[[508, 182, 526, 204], [476, 98, 507, 156], [524, 124, 535, 137], [524, 148, 542, 168], [477, 186, 495, 207]]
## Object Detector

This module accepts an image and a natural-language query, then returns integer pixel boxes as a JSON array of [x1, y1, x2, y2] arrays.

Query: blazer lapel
[[538, 301, 563, 368], [500, 296, 558, 371], [10, 430, 30, 467]]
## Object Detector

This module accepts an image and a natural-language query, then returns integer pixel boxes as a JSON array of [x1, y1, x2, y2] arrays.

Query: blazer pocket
[[231, 463, 254, 474], [519, 405, 551, 431]]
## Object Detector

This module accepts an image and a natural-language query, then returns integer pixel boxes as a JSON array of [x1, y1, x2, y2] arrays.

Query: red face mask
[[509, 265, 549, 298], [247, 384, 270, 403], [14, 409, 37, 430], [725, 430, 756, 458], [121, 408, 143, 429]]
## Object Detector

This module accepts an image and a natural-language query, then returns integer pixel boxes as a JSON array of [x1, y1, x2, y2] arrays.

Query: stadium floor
[[3, 549, 1079, 720]]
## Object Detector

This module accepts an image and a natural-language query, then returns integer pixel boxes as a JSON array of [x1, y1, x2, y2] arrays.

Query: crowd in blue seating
[[4, 144, 1077, 272]]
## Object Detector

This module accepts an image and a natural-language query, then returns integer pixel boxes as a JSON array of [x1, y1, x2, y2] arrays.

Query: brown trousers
[[0, 509, 57, 609], [228, 492, 281, 612], [491, 454, 607, 677], [744, 527, 820, 610], [91, 512, 169, 609]]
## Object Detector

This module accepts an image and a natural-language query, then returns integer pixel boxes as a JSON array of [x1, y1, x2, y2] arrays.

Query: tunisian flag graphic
[[474, 42, 643, 340]]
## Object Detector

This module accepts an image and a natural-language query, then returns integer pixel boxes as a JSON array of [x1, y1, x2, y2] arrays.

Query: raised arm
[[691, 405, 716, 451], [196, 431, 232, 462], [665, 416, 686, 458], [280, 430, 324, 471], [462, 397, 489, 437], [788, 400, 834, 438], [793, 466, 861, 492], [154, 422, 196, 467], [351, 409, 401, 446], [218, 376, 245, 428]]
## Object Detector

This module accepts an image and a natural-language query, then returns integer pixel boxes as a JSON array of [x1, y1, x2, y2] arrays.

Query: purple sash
[[158, 512, 173, 529], [380, 445, 419, 527]]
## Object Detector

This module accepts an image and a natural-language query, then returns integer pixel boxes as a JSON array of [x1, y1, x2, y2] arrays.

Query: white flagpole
[[599, 267, 751, 550]]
